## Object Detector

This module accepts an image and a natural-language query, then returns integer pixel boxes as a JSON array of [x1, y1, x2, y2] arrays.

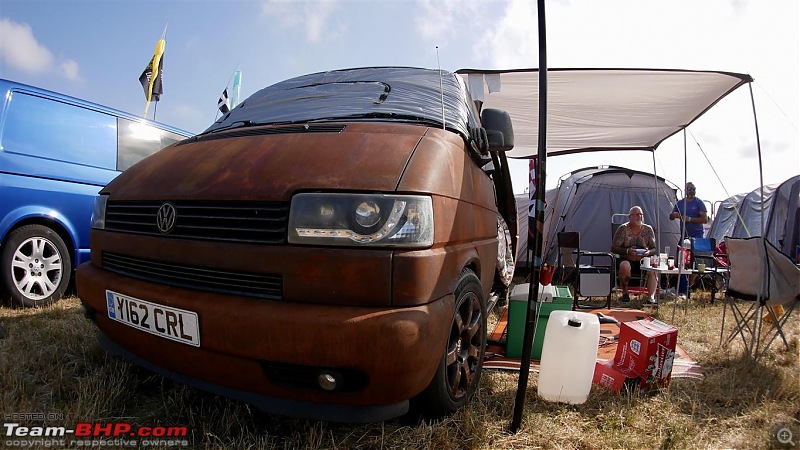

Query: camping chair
[[556, 231, 616, 309], [611, 213, 647, 299], [719, 236, 800, 360], [690, 237, 728, 303]]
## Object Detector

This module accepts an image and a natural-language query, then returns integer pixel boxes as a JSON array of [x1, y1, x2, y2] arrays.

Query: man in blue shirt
[[670, 182, 708, 238], [670, 182, 708, 290]]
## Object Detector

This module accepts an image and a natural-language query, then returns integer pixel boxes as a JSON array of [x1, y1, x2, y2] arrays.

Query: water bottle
[[682, 238, 691, 267], [678, 237, 692, 294]]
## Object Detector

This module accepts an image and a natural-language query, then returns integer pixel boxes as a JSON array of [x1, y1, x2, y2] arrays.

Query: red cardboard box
[[613, 318, 678, 391], [593, 360, 638, 393]]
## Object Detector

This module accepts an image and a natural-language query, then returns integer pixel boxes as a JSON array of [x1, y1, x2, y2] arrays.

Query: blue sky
[[0, 0, 797, 207]]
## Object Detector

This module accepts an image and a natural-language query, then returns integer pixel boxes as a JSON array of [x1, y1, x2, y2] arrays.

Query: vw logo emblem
[[156, 203, 177, 233]]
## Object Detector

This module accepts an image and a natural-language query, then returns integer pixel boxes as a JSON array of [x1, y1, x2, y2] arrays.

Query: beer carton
[[612, 318, 677, 392], [593, 360, 639, 393]]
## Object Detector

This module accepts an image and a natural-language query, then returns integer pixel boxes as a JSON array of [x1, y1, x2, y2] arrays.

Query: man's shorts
[[616, 257, 643, 277]]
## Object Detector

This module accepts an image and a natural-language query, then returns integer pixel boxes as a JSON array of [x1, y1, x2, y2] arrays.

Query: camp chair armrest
[[583, 251, 616, 258]]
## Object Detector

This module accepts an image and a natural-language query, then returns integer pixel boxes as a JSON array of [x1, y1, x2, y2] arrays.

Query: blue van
[[0, 79, 192, 307]]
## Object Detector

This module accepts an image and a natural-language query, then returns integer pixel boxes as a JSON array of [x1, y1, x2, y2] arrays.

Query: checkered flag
[[218, 87, 230, 114]]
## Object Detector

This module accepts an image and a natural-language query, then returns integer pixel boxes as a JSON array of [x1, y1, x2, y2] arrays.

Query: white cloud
[[59, 59, 80, 81], [0, 18, 82, 81], [414, 0, 459, 42], [443, 0, 797, 202], [480, 0, 538, 68], [260, 0, 343, 43], [414, 0, 494, 60], [0, 18, 53, 74]]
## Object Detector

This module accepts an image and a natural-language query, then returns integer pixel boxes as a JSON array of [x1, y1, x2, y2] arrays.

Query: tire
[[413, 268, 487, 418], [0, 224, 71, 307]]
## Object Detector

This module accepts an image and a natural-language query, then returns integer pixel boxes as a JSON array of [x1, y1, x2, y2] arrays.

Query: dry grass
[[1, 291, 798, 450]]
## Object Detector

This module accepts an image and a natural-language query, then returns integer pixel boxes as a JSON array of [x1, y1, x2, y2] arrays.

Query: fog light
[[317, 372, 338, 391]]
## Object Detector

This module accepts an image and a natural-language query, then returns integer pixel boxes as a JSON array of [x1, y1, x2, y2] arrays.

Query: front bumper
[[77, 263, 454, 421], [95, 332, 408, 423]]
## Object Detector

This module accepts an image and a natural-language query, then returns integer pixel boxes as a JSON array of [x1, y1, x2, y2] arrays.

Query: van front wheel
[[1, 225, 71, 307], [414, 268, 486, 418]]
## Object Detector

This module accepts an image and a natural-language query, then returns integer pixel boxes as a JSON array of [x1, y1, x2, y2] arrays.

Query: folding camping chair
[[720, 236, 800, 360], [556, 231, 616, 309], [611, 213, 646, 299]]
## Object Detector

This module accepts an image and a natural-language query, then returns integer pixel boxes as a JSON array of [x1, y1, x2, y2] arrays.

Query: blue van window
[[117, 117, 185, 171], [3, 92, 117, 169]]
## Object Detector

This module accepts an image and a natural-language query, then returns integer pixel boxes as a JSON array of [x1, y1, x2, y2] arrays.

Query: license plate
[[106, 291, 200, 347]]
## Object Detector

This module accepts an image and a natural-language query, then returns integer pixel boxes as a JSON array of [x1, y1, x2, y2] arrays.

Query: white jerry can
[[537, 310, 600, 404]]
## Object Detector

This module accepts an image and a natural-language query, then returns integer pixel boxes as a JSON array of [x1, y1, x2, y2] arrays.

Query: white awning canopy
[[456, 68, 753, 158]]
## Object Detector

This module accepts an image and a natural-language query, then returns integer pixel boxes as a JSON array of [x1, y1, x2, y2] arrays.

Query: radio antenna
[[436, 46, 445, 129]]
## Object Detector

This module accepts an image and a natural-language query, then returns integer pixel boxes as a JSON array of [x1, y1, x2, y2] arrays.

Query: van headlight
[[90, 195, 109, 230], [287, 193, 433, 247]]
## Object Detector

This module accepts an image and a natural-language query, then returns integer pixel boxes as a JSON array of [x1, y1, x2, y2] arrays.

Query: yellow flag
[[139, 38, 165, 116]]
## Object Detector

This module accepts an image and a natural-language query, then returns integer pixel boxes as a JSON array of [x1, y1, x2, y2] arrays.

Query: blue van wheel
[[0, 225, 71, 307]]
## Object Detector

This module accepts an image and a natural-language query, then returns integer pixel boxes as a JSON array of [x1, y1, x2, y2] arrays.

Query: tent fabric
[[708, 192, 748, 242], [709, 175, 800, 259], [456, 68, 752, 158], [515, 166, 682, 267]]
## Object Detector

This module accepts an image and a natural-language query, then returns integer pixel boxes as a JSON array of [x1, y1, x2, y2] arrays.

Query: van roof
[[203, 67, 480, 139], [0, 78, 193, 138]]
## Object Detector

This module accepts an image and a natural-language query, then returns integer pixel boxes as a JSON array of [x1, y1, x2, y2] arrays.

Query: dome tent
[[516, 165, 682, 268], [709, 175, 800, 259]]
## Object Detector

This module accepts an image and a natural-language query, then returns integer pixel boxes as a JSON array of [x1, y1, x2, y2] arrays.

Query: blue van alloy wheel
[[1, 224, 71, 307]]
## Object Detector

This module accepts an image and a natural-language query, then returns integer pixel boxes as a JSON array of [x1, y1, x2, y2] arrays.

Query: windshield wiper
[[308, 112, 443, 127]]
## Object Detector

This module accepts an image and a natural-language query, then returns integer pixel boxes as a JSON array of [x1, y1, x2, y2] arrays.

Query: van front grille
[[104, 201, 288, 244], [102, 252, 283, 300]]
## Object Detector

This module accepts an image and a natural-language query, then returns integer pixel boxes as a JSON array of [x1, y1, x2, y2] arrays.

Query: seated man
[[611, 206, 658, 304]]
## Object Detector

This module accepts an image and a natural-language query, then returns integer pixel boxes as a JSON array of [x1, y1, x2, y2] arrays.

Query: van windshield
[[203, 67, 480, 138]]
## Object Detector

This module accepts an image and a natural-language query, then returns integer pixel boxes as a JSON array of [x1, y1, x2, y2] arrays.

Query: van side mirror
[[481, 108, 514, 152]]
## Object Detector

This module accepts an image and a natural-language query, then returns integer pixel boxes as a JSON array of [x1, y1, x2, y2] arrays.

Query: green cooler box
[[505, 283, 573, 359]]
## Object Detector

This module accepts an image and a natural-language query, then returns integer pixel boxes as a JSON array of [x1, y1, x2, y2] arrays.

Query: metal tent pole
[[747, 82, 767, 358], [510, 0, 547, 432]]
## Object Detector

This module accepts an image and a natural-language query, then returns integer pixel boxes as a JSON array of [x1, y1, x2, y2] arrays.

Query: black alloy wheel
[[413, 268, 487, 418]]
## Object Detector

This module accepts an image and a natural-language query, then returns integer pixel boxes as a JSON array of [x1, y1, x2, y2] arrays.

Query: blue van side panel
[[0, 150, 118, 189], [0, 173, 105, 267], [2, 90, 118, 176], [0, 79, 191, 276]]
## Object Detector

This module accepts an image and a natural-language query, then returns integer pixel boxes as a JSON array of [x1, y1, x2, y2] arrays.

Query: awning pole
[[510, 0, 547, 432], [747, 82, 768, 357], [682, 129, 688, 244], [652, 152, 660, 253], [747, 83, 765, 238]]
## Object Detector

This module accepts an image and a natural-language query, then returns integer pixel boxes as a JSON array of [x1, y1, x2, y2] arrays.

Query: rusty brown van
[[77, 67, 517, 422]]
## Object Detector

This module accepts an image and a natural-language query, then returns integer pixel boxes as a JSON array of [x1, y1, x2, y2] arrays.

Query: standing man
[[669, 182, 708, 238], [670, 182, 708, 289]]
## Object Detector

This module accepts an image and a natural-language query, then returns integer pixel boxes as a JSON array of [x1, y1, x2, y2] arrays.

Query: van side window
[[3, 92, 117, 169], [117, 118, 186, 171]]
